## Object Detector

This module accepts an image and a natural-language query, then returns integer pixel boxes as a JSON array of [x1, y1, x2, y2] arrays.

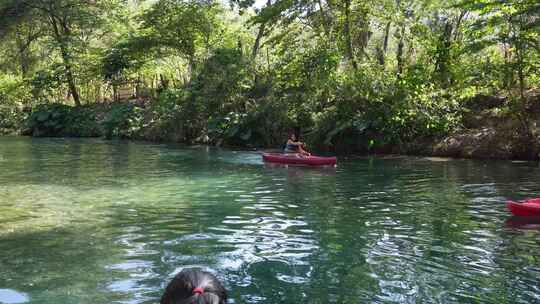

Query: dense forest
[[0, 0, 539, 158]]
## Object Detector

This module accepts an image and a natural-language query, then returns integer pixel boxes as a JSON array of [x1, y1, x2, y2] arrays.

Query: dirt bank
[[430, 93, 540, 160]]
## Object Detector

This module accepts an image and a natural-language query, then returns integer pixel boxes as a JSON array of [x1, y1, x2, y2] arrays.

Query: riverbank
[[4, 92, 540, 161], [430, 93, 540, 160]]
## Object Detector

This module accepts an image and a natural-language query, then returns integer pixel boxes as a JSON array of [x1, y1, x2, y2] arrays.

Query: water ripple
[[1, 138, 540, 304]]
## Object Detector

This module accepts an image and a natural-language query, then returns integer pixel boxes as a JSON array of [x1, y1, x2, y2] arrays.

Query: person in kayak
[[160, 268, 227, 304], [284, 133, 311, 156]]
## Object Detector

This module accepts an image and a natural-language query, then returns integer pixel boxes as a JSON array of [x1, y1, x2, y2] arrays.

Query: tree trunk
[[17, 44, 30, 78], [63, 56, 80, 105], [318, 0, 331, 36], [186, 56, 195, 83], [160, 74, 169, 90], [396, 26, 405, 77], [503, 43, 512, 89], [113, 80, 118, 102], [435, 21, 453, 87], [453, 10, 467, 42], [252, 22, 267, 59], [377, 21, 391, 65], [383, 21, 391, 55], [343, 0, 358, 70], [514, 14, 532, 144], [252, 0, 271, 59], [50, 16, 81, 106], [14, 29, 31, 78], [64, 58, 80, 106]]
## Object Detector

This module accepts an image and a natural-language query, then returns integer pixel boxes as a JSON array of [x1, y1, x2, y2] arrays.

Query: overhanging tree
[[460, 0, 540, 142], [0, 0, 120, 106]]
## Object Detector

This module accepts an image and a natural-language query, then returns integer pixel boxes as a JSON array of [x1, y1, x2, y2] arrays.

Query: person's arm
[[287, 139, 302, 146]]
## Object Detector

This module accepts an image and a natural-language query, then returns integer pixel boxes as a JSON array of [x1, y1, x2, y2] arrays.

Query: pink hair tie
[[193, 287, 204, 295]]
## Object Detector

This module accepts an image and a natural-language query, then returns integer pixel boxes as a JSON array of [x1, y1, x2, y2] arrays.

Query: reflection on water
[[0, 137, 539, 304], [506, 216, 540, 230], [0, 289, 28, 304]]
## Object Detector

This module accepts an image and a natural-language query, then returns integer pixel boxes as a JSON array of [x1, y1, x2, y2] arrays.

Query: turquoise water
[[0, 137, 539, 304]]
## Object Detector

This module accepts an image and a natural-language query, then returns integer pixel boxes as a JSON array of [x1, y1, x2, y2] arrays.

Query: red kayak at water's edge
[[507, 198, 540, 216], [262, 153, 337, 166]]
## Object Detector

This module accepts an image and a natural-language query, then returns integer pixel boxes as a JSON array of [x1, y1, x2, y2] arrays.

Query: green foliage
[[381, 85, 461, 142], [63, 107, 102, 137], [29, 66, 65, 100], [102, 103, 145, 139], [459, 0, 539, 89], [0, 0, 538, 157], [0, 74, 32, 105], [101, 35, 160, 81], [140, 0, 223, 58], [208, 100, 294, 147], [25, 102, 145, 138], [0, 74, 31, 133], [208, 112, 250, 142], [26, 103, 103, 137], [0, 106, 26, 134], [191, 47, 250, 115], [27, 104, 72, 136], [1, 0, 127, 105]]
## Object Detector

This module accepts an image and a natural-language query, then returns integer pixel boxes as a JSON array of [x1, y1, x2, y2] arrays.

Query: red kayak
[[507, 198, 540, 216], [262, 153, 337, 166]]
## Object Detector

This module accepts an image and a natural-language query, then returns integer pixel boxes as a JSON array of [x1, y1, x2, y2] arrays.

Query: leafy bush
[[63, 107, 102, 137], [0, 74, 32, 106], [208, 98, 295, 147], [102, 103, 145, 139], [27, 104, 72, 136], [26, 104, 106, 137], [373, 85, 461, 144], [0, 73, 29, 134], [29, 66, 65, 101], [0, 106, 26, 134], [190, 47, 251, 116]]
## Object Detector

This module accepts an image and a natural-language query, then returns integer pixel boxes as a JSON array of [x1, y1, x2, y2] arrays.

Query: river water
[[0, 137, 539, 304]]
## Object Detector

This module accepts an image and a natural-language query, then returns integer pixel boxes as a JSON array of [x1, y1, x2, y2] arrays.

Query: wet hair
[[160, 269, 227, 304], [288, 132, 297, 140]]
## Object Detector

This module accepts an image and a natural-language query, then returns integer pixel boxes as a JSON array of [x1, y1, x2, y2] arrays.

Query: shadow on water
[[0, 226, 125, 303], [506, 216, 540, 230]]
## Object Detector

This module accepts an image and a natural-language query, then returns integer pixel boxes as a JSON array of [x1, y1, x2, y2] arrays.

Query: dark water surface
[[0, 137, 539, 304]]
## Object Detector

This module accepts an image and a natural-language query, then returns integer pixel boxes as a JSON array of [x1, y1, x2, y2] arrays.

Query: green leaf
[[36, 112, 49, 122], [240, 129, 252, 141]]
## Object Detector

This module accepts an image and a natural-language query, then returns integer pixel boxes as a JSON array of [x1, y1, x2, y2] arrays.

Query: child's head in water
[[160, 268, 227, 304]]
